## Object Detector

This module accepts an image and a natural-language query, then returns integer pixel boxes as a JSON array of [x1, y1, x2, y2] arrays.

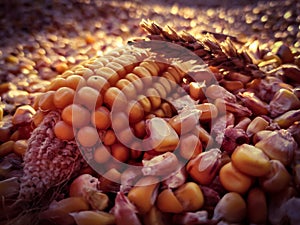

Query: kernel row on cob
[[0, 20, 299, 225]]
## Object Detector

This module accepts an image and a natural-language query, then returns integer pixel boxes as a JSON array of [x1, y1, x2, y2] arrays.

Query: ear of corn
[[18, 43, 205, 203]]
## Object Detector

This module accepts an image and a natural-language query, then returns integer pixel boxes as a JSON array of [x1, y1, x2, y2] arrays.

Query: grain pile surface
[[0, 1, 300, 225]]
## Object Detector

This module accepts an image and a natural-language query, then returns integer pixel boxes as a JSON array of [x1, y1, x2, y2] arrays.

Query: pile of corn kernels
[[0, 1, 300, 225]]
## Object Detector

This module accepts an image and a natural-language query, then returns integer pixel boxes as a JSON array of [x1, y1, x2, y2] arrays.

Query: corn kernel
[[186, 148, 221, 185], [70, 211, 115, 225], [247, 187, 267, 224], [91, 106, 111, 130], [174, 182, 204, 211], [157, 188, 183, 213], [231, 144, 271, 177], [77, 126, 99, 147], [259, 160, 291, 193], [219, 162, 253, 194], [61, 104, 91, 128], [13, 139, 28, 156], [53, 87, 75, 109], [93, 145, 111, 164], [0, 140, 14, 157], [128, 176, 159, 214], [213, 192, 246, 223], [76, 86, 103, 109]]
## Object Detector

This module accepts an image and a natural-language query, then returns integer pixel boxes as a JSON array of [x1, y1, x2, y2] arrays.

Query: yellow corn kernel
[[169, 109, 200, 135], [95, 67, 119, 86], [137, 95, 152, 113], [133, 66, 152, 86], [13, 139, 28, 156], [116, 78, 137, 100], [70, 211, 115, 225], [146, 88, 161, 110], [186, 148, 221, 185], [179, 133, 202, 160], [86, 75, 110, 95], [274, 109, 300, 128], [174, 182, 204, 211], [125, 73, 144, 93], [106, 61, 127, 78], [220, 79, 244, 92], [246, 116, 269, 137], [0, 140, 14, 157], [38, 91, 56, 111], [127, 100, 144, 123], [255, 129, 296, 166], [219, 162, 253, 194], [143, 206, 166, 225], [0, 177, 20, 198], [128, 176, 159, 214], [76, 86, 103, 109], [0, 107, 3, 121], [147, 117, 179, 152], [259, 160, 291, 193], [84, 189, 109, 211], [189, 81, 205, 101], [231, 144, 271, 177], [213, 192, 246, 223], [65, 75, 86, 90], [40, 197, 90, 224], [103, 87, 127, 110], [157, 188, 183, 213], [247, 187, 267, 224], [32, 110, 46, 127], [195, 103, 218, 122]]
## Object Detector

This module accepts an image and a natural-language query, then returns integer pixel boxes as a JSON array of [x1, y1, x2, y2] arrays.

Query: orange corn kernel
[[127, 101, 144, 124], [219, 162, 253, 194], [61, 104, 91, 128], [54, 120, 75, 141], [65, 75, 86, 90], [87, 75, 110, 95], [54, 87, 75, 109], [38, 91, 56, 111], [76, 86, 103, 109], [103, 87, 127, 110], [77, 126, 99, 147], [133, 120, 146, 138], [94, 145, 111, 164], [231, 144, 271, 177], [46, 77, 66, 91], [186, 148, 222, 185], [92, 106, 111, 130], [103, 129, 117, 146], [111, 143, 130, 163]]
